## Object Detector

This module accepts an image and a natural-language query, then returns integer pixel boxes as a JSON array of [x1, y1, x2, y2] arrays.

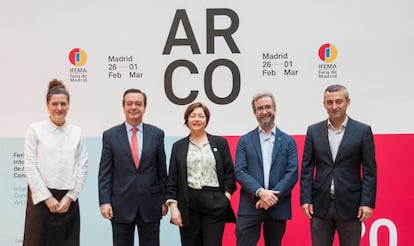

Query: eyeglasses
[[255, 105, 274, 112]]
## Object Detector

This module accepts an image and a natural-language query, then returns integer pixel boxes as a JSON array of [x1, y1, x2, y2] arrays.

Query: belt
[[330, 192, 335, 200], [201, 186, 221, 191], [189, 186, 221, 192]]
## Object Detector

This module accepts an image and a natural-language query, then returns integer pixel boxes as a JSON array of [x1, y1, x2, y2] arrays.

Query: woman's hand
[[224, 191, 232, 201], [45, 196, 59, 213], [169, 202, 183, 227], [55, 196, 73, 213]]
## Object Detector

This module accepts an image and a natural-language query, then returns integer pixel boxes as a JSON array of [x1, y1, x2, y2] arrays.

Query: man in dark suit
[[235, 91, 298, 246], [300, 84, 377, 246], [98, 88, 168, 246]]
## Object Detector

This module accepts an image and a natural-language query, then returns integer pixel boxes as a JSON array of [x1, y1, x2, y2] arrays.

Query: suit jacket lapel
[[335, 117, 354, 163], [207, 134, 220, 164], [178, 136, 190, 202], [141, 123, 149, 165], [320, 121, 334, 165], [251, 128, 263, 167], [116, 124, 135, 167], [271, 128, 281, 166], [142, 123, 158, 167]]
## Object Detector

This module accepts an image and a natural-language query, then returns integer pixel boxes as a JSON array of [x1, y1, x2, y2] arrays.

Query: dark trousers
[[180, 187, 228, 246], [236, 211, 286, 246], [311, 200, 361, 246], [111, 209, 160, 246], [23, 187, 80, 246]]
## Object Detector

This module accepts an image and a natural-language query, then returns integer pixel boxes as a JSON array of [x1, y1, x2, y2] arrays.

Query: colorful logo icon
[[318, 43, 337, 63], [69, 48, 87, 66]]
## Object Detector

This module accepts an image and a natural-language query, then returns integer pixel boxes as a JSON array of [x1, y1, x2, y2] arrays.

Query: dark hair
[[122, 88, 147, 106], [184, 102, 210, 127], [325, 84, 349, 99], [46, 79, 69, 103]]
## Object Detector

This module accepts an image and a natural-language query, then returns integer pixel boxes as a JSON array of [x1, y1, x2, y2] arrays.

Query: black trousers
[[311, 200, 361, 246], [111, 206, 160, 246], [180, 187, 229, 246], [236, 211, 286, 246], [23, 187, 80, 246]]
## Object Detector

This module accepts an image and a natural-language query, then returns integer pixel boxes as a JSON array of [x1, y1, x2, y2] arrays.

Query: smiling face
[[323, 89, 350, 126], [253, 96, 276, 131], [187, 107, 208, 133], [47, 94, 69, 126], [123, 92, 146, 126]]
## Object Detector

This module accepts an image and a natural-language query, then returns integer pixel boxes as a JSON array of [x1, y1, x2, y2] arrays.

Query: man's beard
[[258, 115, 275, 128]]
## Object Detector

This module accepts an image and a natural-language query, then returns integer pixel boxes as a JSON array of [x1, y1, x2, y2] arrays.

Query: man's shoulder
[[240, 128, 258, 138], [348, 117, 371, 129], [311, 120, 327, 127], [143, 123, 164, 134], [103, 123, 124, 135], [276, 128, 295, 141], [307, 120, 326, 130]]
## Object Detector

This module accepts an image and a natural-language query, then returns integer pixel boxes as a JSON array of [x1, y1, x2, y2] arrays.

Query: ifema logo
[[318, 43, 337, 63], [318, 43, 338, 79], [68, 48, 88, 82], [69, 48, 87, 67]]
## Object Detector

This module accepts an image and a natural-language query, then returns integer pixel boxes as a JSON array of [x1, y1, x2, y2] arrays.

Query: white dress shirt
[[24, 119, 88, 204], [327, 116, 348, 194], [259, 127, 276, 189]]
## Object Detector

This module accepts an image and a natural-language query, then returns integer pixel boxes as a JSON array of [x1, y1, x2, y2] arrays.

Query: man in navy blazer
[[98, 89, 167, 246], [300, 84, 377, 246], [235, 91, 298, 246]]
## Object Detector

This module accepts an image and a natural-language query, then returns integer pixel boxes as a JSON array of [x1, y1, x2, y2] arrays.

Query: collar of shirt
[[46, 118, 68, 132], [189, 136, 210, 147], [125, 122, 143, 133], [327, 116, 348, 132], [258, 125, 276, 137]]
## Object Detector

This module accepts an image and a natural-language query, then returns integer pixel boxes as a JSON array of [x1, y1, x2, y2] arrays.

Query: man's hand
[[358, 206, 373, 222], [162, 203, 168, 216], [255, 199, 271, 210], [258, 189, 280, 208], [100, 204, 113, 219], [301, 203, 313, 219]]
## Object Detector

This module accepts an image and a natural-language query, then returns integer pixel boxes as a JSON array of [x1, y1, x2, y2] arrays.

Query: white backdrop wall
[[1, 0, 413, 245]]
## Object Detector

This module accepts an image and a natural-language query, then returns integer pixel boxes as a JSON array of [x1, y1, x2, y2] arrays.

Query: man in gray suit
[[98, 88, 168, 246], [300, 84, 377, 246]]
